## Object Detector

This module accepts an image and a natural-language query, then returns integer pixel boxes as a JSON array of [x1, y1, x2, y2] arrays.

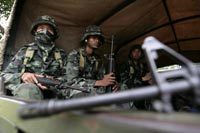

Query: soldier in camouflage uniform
[[119, 45, 152, 110], [66, 25, 117, 98], [0, 15, 67, 100]]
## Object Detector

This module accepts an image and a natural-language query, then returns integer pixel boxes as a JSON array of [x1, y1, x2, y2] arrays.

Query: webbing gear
[[79, 49, 85, 71], [21, 48, 63, 74], [21, 48, 34, 74], [79, 48, 99, 71], [54, 50, 63, 68], [128, 60, 134, 74], [128, 60, 143, 74]]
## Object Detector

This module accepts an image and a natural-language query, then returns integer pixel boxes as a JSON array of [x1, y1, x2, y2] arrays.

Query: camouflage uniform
[[1, 42, 67, 98], [66, 47, 106, 98], [120, 60, 148, 88], [119, 45, 150, 110], [66, 25, 106, 98], [0, 15, 67, 100]]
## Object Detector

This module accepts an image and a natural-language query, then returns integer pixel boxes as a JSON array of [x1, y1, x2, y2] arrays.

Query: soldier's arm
[[66, 50, 96, 98], [54, 49, 68, 82], [94, 59, 105, 87], [119, 61, 130, 84], [94, 61, 116, 93], [1, 47, 27, 88], [141, 63, 153, 85]]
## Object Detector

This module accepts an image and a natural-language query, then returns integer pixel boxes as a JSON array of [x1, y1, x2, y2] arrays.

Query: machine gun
[[19, 36, 200, 119], [36, 77, 90, 93], [106, 35, 115, 92]]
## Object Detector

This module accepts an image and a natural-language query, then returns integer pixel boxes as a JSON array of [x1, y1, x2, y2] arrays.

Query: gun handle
[[106, 86, 113, 93], [36, 77, 60, 86]]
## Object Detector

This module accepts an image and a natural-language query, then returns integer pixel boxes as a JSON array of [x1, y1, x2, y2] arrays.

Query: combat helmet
[[30, 15, 58, 40], [81, 25, 105, 44]]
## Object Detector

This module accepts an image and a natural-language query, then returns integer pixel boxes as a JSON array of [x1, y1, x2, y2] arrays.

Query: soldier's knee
[[14, 83, 43, 100]]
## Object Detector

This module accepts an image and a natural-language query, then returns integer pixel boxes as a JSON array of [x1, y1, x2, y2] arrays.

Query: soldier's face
[[132, 49, 141, 60], [36, 24, 54, 35], [87, 35, 101, 49]]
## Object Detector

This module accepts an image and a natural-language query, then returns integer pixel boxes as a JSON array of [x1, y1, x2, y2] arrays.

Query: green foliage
[[0, 0, 14, 38], [0, 0, 14, 19]]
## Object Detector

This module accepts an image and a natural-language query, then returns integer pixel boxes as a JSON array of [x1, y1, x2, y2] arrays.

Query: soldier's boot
[[14, 83, 43, 100]]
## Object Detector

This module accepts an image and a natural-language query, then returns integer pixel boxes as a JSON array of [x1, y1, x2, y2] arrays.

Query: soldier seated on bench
[[0, 15, 67, 100]]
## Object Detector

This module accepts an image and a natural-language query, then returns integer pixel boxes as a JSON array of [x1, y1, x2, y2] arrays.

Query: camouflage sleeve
[[55, 49, 68, 82], [66, 50, 96, 98], [0, 47, 26, 91], [94, 58, 106, 94], [119, 61, 130, 85], [142, 62, 149, 76], [96, 59, 105, 80]]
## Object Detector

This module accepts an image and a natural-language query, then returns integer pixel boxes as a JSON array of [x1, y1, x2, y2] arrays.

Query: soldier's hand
[[112, 83, 119, 92], [142, 72, 151, 81], [21, 72, 38, 84], [34, 75, 48, 90], [36, 83, 48, 90], [95, 72, 116, 87], [142, 72, 154, 85], [21, 73, 47, 90]]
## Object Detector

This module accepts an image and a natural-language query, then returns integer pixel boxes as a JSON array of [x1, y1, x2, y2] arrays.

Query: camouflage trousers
[[13, 83, 66, 100], [13, 83, 44, 100]]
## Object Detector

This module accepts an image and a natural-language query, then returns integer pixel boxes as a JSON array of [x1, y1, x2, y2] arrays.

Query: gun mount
[[19, 37, 200, 119]]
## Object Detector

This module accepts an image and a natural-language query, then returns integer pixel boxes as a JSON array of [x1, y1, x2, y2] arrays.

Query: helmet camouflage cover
[[30, 15, 58, 39], [81, 25, 105, 44]]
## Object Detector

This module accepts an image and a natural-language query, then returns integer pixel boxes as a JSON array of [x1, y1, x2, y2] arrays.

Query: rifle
[[19, 37, 200, 119], [106, 35, 115, 92], [36, 77, 90, 93]]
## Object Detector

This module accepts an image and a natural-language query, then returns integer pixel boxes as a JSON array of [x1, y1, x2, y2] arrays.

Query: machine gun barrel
[[19, 79, 191, 119]]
